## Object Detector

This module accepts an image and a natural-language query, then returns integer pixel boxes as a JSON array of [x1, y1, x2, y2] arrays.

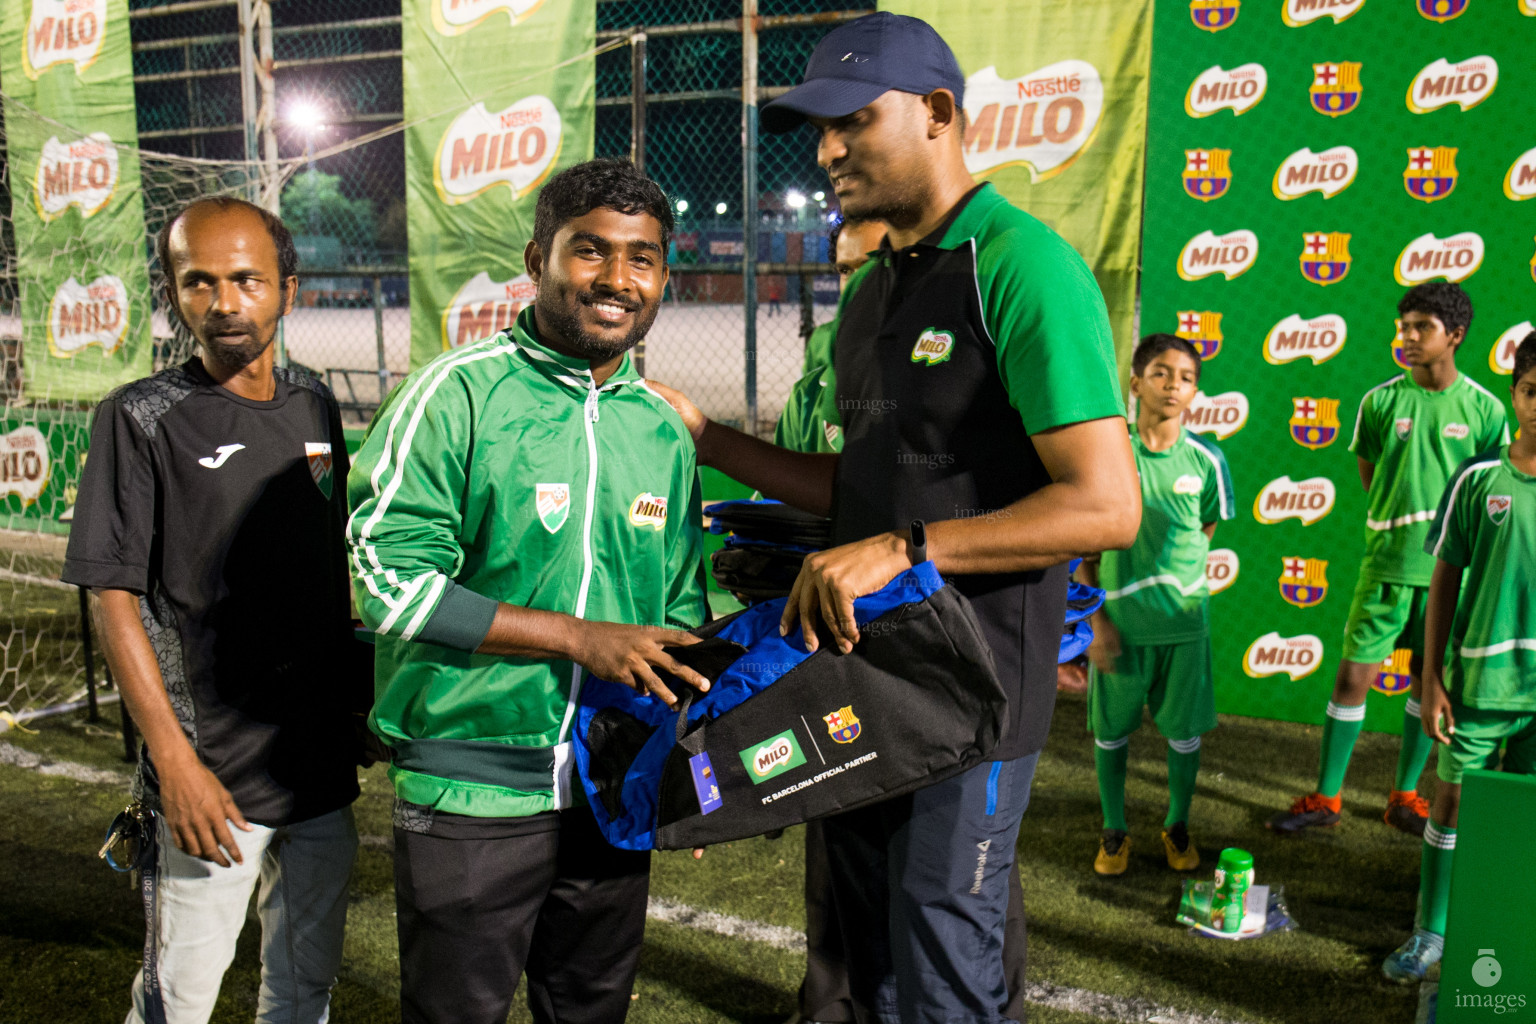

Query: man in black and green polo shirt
[[651, 14, 1137, 1022]]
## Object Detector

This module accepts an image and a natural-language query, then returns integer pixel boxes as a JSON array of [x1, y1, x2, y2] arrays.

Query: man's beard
[[537, 289, 659, 362], [198, 315, 274, 370]]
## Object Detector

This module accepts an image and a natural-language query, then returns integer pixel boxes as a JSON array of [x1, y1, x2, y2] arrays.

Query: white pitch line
[[0, 745, 1254, 1024], [0, 741, 129, 786]]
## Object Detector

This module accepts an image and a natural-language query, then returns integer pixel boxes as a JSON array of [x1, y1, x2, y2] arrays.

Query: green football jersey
[[773, 363, 842, 454], [802, 321, 836, 378], [1100, 428, 1235, 643], [1350, 372, 1508, 585], [1425, 448, 1536, 711]]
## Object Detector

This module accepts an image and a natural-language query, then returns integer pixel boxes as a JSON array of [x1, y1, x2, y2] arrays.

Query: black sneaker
[[1266, 792, 1343, 833]]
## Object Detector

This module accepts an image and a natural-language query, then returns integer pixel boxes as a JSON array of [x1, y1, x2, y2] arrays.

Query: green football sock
[[1317, 701, 1367, 798], [1095, 738, 1129, 832], [1395, 698, 1434, 793], [1165, 738, 1202, 828], [1419, 821, 1457, 935]]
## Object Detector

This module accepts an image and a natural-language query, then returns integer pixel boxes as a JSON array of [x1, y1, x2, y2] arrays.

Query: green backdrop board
[[882, 0, 1153, 369], [1439, 769, 1536, 1022], [0, 0, 154, 402], [402, 0, 596, 370], [1141, 0, 1534, 731], [0, 407, 90, 535]]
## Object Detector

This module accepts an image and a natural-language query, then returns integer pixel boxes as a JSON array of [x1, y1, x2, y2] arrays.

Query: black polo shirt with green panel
[[831, 182, 1123, 761]]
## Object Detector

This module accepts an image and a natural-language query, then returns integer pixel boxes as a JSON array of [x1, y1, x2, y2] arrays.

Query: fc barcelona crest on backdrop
[[1417, 0, 1467, 21], [1372, 649, 1413, 695], [1177, 310, 1224, 360], [1183, 149, 1232, 201], [1391, 323, 1411, 370], [305, 443, 333, 499], [1289, 397, 1340, 449], [1279, 557, 1329, 608], [1310, 62, 1362, 117], [823, 706, 861, 744], [1404, 147, 1458, 203], [1190, 0, 1240, 32], [1300, 232, 1352, 285]]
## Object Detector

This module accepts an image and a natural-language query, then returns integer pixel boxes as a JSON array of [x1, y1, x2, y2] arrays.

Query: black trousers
[[394, 808, 651, 1024], [800, 818, 1029, 1022]]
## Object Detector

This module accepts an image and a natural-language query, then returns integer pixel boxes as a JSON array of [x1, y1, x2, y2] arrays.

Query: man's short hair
[[532, 158, 673, 258], [1397, 282, 1473, 335], [1514, 331, 1536, 384], [1132, 333, 1203, 382], [156, 195, 299, 288]]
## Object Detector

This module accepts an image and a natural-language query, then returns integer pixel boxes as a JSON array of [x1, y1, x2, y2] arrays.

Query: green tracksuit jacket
[[347, 307, 707, 817]]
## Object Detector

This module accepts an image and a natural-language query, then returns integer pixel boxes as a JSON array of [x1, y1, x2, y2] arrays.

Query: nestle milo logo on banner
[[25, 0, 108, 79], [1505, 146, 1536, 201], [961, 61, 1104, 182], [1282, 0, 1365, 25], [1265, 314, 1347, 365], [48, 275, 129, 359], [442, 270, 536, 349], [1254, 475, 1336, 525], [1177, 230, 1257, 281], [1272, 146, 1357, 201], [1407, 56, 1497, 114], [0, 427, 52, 508], [434, 97, 562, 205], [1206, 548, 1239, 594], [1243, 632, 1323, 680], [1182, 390, 1249, 440], [1490, 322, 1535, 376], [432, 0, 545, 35], [1184, 64, 1267, 117], [1395, 232, 1483, 286], [34, 134, 119, 222]]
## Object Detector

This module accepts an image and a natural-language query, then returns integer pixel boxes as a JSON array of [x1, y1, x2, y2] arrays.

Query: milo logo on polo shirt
[[628, 492, 668, 530], [739, 729, 806, 784], [911, 328, 955, 366]]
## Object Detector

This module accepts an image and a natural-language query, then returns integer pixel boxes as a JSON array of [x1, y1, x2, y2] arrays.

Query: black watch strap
[[908, 519, 927, 565]]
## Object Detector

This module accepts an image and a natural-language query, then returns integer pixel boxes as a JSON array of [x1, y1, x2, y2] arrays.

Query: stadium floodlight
[[676, 199, 689, 214], [786, 190, 806, 209], [813, 191, 825, 202], [287, 100, 327, 134], [715, 201, 728, 215]]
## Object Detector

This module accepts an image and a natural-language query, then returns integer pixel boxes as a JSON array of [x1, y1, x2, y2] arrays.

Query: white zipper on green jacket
[[553, 383, 602, 807]]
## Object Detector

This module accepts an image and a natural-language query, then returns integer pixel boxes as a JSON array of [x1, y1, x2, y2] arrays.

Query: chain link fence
[[0, 0, 871, 719]]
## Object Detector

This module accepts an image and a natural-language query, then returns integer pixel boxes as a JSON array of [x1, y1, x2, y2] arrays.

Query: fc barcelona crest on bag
[[823, 706, 861, 744], [305, 443, 333, 499]]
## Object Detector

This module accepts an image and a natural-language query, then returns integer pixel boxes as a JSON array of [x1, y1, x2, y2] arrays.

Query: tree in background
[[281, 170, 378, 252]]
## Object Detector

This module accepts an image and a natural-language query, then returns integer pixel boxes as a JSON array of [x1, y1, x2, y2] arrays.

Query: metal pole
[[78, 587, 99, 722], [256, 0, 279, 213], [741, 0, 759, 435], [631, 32, 649, 378], [236, 0, 259, 168], [374, 275, 388, 402]]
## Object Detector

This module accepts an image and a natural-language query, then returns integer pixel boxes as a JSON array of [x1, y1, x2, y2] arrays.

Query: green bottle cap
[[1217, 848, 1253, 874]]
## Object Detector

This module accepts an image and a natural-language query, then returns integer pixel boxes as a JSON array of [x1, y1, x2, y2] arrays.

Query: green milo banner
[[881, 0, 1154, 367], [403, 0, 595, 370], [1141, 0, 1535, 731], [0, 0, 153, 403]]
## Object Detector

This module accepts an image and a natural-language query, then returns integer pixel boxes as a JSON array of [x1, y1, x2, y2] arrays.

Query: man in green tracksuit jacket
[[347, 159, 711, 1024]]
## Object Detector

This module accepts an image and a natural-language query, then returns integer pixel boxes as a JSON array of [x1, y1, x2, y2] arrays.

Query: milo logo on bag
[[739, 729, 806, 784]]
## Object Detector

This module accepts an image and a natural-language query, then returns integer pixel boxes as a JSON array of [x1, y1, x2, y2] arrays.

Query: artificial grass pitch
[[0, 691, 1426, 1024]]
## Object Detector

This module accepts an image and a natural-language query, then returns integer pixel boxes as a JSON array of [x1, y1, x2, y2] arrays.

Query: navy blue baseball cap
[[761, 12, 965, 134]]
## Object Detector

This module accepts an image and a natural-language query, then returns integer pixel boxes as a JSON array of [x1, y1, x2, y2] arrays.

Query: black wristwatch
[[908, 519, 927, 565]]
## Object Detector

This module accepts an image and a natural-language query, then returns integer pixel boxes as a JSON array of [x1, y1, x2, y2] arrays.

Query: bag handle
[[674, 690, 696, 744]]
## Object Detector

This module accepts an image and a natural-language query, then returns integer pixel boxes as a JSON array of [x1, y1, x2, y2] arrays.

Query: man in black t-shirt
[[62, 197, 366, 1024]]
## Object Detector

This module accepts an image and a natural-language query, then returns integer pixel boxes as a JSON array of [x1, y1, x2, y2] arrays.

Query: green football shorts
[[1340, 577, 1427, 664], [1436, 700, 1536, 784], [1088, 637, 1217, 743]]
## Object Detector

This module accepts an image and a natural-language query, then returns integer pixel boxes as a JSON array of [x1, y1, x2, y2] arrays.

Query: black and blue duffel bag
[[572, 562, 1007, 851]]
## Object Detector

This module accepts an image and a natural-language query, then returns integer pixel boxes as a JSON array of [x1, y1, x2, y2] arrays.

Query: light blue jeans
[[125, 806, 357, 1024]]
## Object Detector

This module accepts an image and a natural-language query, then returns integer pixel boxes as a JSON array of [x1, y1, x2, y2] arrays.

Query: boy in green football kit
[[1082, 335, 1234, 875], [1382, 331, 1536, 982], [1271, 283, 1508, 837]]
